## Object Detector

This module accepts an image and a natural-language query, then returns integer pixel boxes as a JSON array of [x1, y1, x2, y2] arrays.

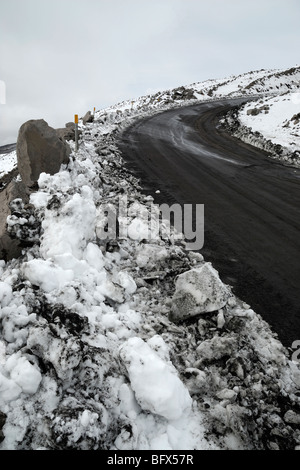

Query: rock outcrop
[[17, 119, 71, 188], [171, 86, 196, 101]]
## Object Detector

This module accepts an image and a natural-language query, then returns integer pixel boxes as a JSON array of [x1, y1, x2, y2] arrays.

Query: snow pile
[[0, 131, 221, 450], [0, 65, 300, 450], [241, 92, 300, 148], [222, 91, 300, 166], [238, 92, 300, 164]]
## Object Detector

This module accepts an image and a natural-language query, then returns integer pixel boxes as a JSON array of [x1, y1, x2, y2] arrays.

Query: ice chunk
[[30, 191, 51, 209], [0, 372, 22, 404], [127, 217, 149, 241], [85, 243, 105, 271], [80, 409, 99, 428], [114, 271, 137, 295], [170, 263, 230, 322], [119, 337, 192, 421], [9, 356, 42, 394], [22, 259, 74, 293], [136, 244, 168, 268]]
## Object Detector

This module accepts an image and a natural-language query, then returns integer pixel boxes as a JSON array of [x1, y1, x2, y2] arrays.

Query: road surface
[[118, 98, 300, 348]]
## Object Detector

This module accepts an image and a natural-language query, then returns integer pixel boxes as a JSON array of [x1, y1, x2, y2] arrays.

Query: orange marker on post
[[74, 114, 79, 151]]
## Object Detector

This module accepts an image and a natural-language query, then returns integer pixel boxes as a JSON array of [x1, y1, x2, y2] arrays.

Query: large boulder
[[17, 119, 71, 188], [169, 263, 230, 322]]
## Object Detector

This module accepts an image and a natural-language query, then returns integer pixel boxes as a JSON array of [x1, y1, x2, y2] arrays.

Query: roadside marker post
[[74, 114, 79, 152]]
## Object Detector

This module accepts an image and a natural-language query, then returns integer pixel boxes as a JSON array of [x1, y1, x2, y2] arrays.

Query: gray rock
[[171, 86, 196, 101], [0, 180, 28, 260], [82, 111, 94, 125], [283, 410, 300, 425], [169, 263, 230, 322], [17, 119, 71, 188], [196, 335, 237, 364], [65, 122, 75, 129], [56, 122, 82, 142], [246, 108, 260, 116], [56, 126, 77, 142], [216, 388, 237, 403]]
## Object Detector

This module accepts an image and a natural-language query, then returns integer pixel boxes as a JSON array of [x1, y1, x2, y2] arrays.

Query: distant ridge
[[0, 143, 16, 155]]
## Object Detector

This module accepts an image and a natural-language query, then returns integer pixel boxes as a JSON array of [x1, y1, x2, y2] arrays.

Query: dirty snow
[[0, 66, 300, 451]]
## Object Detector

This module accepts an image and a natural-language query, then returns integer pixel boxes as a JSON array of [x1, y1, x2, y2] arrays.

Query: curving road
[[118, 98, 300, 347]]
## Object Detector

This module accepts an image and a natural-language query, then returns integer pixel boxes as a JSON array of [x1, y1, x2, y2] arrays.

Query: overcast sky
[[0, 0, 299, 145]]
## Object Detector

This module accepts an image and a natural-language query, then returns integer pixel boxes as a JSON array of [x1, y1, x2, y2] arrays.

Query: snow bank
[[222, 91, 300, 167]]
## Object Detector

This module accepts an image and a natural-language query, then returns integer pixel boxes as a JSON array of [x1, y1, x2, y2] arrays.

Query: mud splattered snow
[[1, 66, 300, 451]]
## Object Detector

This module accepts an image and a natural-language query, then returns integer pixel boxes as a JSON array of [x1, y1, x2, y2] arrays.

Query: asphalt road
[[118, 98, 300, 348]]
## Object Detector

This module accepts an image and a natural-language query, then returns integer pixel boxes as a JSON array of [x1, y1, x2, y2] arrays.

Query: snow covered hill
[[0, 66, 300, 451]]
